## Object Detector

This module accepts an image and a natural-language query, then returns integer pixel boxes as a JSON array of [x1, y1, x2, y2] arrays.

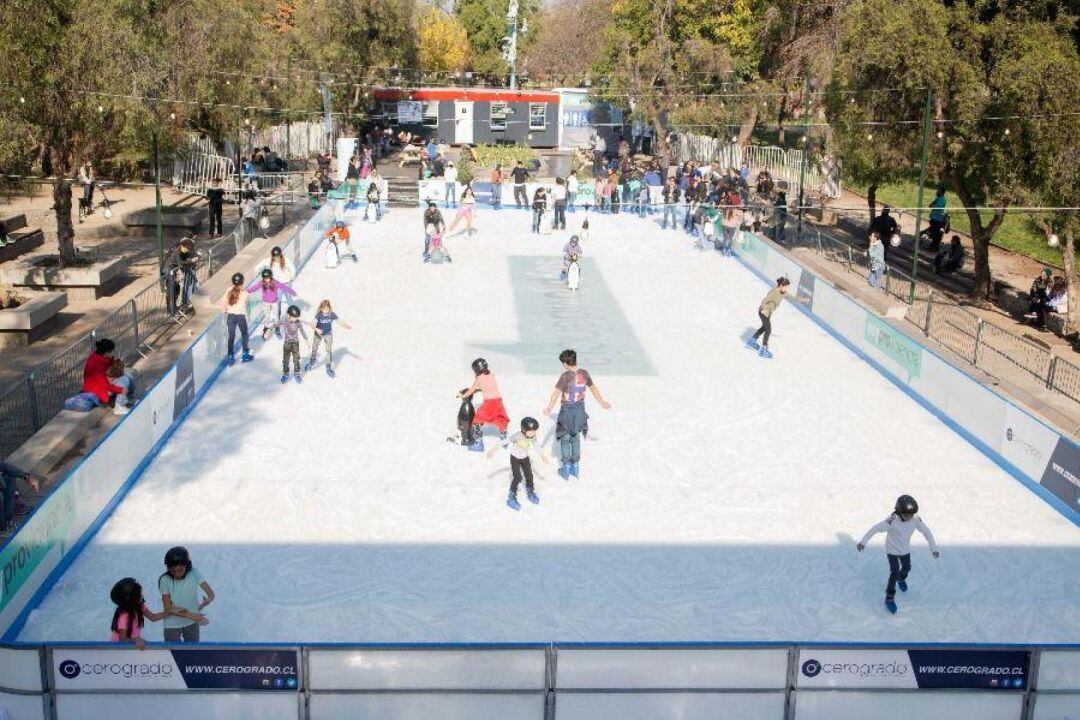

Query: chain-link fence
[[792, 226, 1080, 409], [0, 192, 303, 461]]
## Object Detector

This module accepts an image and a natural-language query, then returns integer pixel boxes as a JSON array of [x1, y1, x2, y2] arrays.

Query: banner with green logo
[[864, 315, 923, 380]]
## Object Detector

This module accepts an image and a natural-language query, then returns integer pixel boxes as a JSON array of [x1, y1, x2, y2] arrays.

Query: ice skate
[[294, 373, 303, 384], [241, 351, 254, 363], [569, 463, 579, 478], [280, 374, 289, 384], [527, 491, 540, 505], [507, 493, 521, 511], [758, 346, 773, 359], [326, 365, 336, 378], [227, 354, 236, 366], [558, 464, 571, 480], [886, 599, 898, 614], [898, 580, 908, 593], [745, 337, 760, 351]]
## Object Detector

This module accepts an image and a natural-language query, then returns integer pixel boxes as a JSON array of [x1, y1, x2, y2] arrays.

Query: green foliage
[[467, 144, 536, 169], [455, 0, 540, 78]]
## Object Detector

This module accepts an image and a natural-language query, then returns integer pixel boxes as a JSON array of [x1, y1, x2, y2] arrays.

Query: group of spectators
[[1027, 269, 1070, 329]]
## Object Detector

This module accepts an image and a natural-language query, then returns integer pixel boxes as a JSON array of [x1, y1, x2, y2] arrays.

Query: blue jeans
[[532, 208, 543, 233], [445, 182, 457, 208], [568, 192, 576, 212], [491, 184, 502, 209], [869, 262, 884, 288], [662, 204, 677, 229]]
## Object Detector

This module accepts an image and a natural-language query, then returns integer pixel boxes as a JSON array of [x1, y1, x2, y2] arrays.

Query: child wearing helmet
[[247, 268, 296, 339], [158, 546, 214, 643], [265, 246, 296, 320], [488, 416, 549, 511], [265, 304, 310, 383], [110, 577, 168, 650], [560, 235, 583, 281], [857, 495, 940, 614], [326, 221, 357, 264], [221, 272, 254, 365], [457, 358, 510, 451]]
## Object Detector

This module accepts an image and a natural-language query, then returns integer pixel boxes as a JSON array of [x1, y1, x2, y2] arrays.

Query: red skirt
[[474, 398, 510, 432]]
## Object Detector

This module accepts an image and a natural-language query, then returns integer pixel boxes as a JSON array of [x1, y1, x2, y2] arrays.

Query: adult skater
[[110, 577, 168, 649], [246, 269, 296, 339], [531, 186, 548, 234], [511, 160, 530, 208], [221, 273, 254, 365], [746, 276, 790, 358], [159, 546, 214, 643], [857, 495, 940, 614], [457, 358, 510, 451], [543, 349, 611, 480], [488, 417, 550, 511], [560, 235, 583, 281], [422, 201, 445, 261], [306, 299, 352, 377], [552, 177, 568, 230], [265, 304, 310, 383]]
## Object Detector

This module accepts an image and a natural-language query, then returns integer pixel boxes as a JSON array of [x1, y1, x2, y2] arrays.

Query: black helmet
[[110, 577, 142, 606], [271, 245, 283, 257], [164, 546, 192, 571], [287, 304, 301, 318], [231, 272, 244, 286], [895, 495, 919, 516], [521, 416, 539, 432], [261, 268, 273, 280], [471, 358, 489, 375]]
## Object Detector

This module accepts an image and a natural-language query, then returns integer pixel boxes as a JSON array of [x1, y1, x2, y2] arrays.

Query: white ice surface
[[18, 207, 1080, 644]]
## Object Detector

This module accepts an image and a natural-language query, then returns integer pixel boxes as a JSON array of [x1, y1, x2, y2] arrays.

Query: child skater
[[110, 577, 168, 650], [560, 235, 583, 281], [579, 218, 590, 243], [543, 349, 611, 480], [265, 304, 309, 383], [857, 494, 940, 614], [457, 358, 510, 452], [158, 546, 214, 643], [306, 299, 352, 377], [326, 220, 358, 265], [447, 181, 477, 236], [247, 268, 296, 339], [488, 416, 549, 511], [265, 245, 296, 322], [746, 276, 790, 358], [222, 272, 254, 366]]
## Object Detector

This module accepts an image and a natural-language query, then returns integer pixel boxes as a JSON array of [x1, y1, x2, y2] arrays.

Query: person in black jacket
[[206, 178, 225, 237], [422, 201, 445, 260], [531, 187, 548, 234], [511, 161, 529, 208], [662, 177, 680, 230]]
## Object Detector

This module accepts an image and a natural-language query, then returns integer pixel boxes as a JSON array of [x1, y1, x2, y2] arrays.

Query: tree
[[455, 0, 539, 80], [521, 0, 612, 80], [0, 0, 164, 265], [418, 7, 472, 72]]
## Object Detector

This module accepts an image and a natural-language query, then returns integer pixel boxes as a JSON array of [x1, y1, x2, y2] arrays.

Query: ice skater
[[579, 218, 590, 243], [222, 272, 254, 365], [857, 495, 940, 614], [110, 577, 168, 650], [325, 220, 358, 266], [543, 349, 611, 479], [306, 299, 351, 377], [264, 304, 310, 383], [488, 417, 550, 511], [265, 245, 296, 322], [560, 235, 583, 281], [457, 358, 510, 451], [247, 268, 296, 339], [422, 201, 446, 262], [746, 276, 790, 359], [447, 181, 477, 236], [158, 546, 214, 643]]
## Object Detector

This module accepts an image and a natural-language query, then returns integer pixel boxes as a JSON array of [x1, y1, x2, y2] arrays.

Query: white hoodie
[[860, 513, 938, 556]]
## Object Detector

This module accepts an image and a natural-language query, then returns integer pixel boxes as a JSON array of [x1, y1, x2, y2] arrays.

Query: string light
[[19, 96, 25, 104], [169, 112, 176, 120], [1004, 128, 1010, 136], [936, 131, 944, 138], [867, 133, 873, 140], [97, 105, 104, 113]]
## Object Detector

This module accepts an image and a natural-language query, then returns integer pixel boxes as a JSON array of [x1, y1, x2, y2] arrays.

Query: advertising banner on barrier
[[796, 270, 816, 312], [798, 648, 1030, 690], [1040, 437, 1080, 511], [0, 479, 76, 619], [54, 648, 299, 691], [173, 347, 196, 421], [863, 315, 923, 381]]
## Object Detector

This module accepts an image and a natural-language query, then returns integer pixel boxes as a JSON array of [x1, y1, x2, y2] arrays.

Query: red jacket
[[82, 353, 124, 404]]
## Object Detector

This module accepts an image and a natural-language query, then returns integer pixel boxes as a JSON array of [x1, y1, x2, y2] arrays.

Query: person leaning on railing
[[0, 460, 45, 529]]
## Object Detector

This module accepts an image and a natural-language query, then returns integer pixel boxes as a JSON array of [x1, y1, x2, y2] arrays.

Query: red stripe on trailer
[[373, 87, 559, 103]]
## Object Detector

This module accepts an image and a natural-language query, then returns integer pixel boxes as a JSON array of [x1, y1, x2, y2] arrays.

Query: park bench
[[0, 214, 45, 264]]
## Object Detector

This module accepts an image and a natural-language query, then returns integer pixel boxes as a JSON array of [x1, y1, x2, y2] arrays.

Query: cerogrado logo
[[802, 658, 909, 678], [58, 659, 81, 679], [801, 659, 822, 678], [58, 658, 175, 681]]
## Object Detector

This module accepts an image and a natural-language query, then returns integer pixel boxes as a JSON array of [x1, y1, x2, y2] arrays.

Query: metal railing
[[791, 226, 1080, 408], [0, 194, 300, 461]]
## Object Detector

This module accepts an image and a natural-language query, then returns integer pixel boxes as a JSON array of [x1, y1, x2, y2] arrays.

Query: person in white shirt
[[857, 494, 940, 613], [444, 162, 459, 209], [567, 171, 579, 213]]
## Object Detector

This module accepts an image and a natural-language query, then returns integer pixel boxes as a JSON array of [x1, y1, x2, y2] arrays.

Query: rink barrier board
[[732, 231, 1080, 527], [0, 200, 343, 643], [2, 644, 1079, 720]]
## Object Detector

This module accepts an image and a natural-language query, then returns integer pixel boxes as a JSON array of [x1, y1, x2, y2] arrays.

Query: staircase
[[387, 177, 419, 207]]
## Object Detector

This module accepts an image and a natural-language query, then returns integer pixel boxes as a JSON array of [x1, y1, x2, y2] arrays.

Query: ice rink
[[18, 206, 1080, 645]]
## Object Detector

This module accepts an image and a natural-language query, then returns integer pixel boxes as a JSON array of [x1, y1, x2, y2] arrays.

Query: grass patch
[[847, 180, 1075, 270]]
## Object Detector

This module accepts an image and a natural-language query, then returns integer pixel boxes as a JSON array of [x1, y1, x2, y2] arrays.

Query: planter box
[[0, 230, 45, 263], [122, 206, 203, 240], [0, 290, 68, 347], [0, 256, 128, 301]]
